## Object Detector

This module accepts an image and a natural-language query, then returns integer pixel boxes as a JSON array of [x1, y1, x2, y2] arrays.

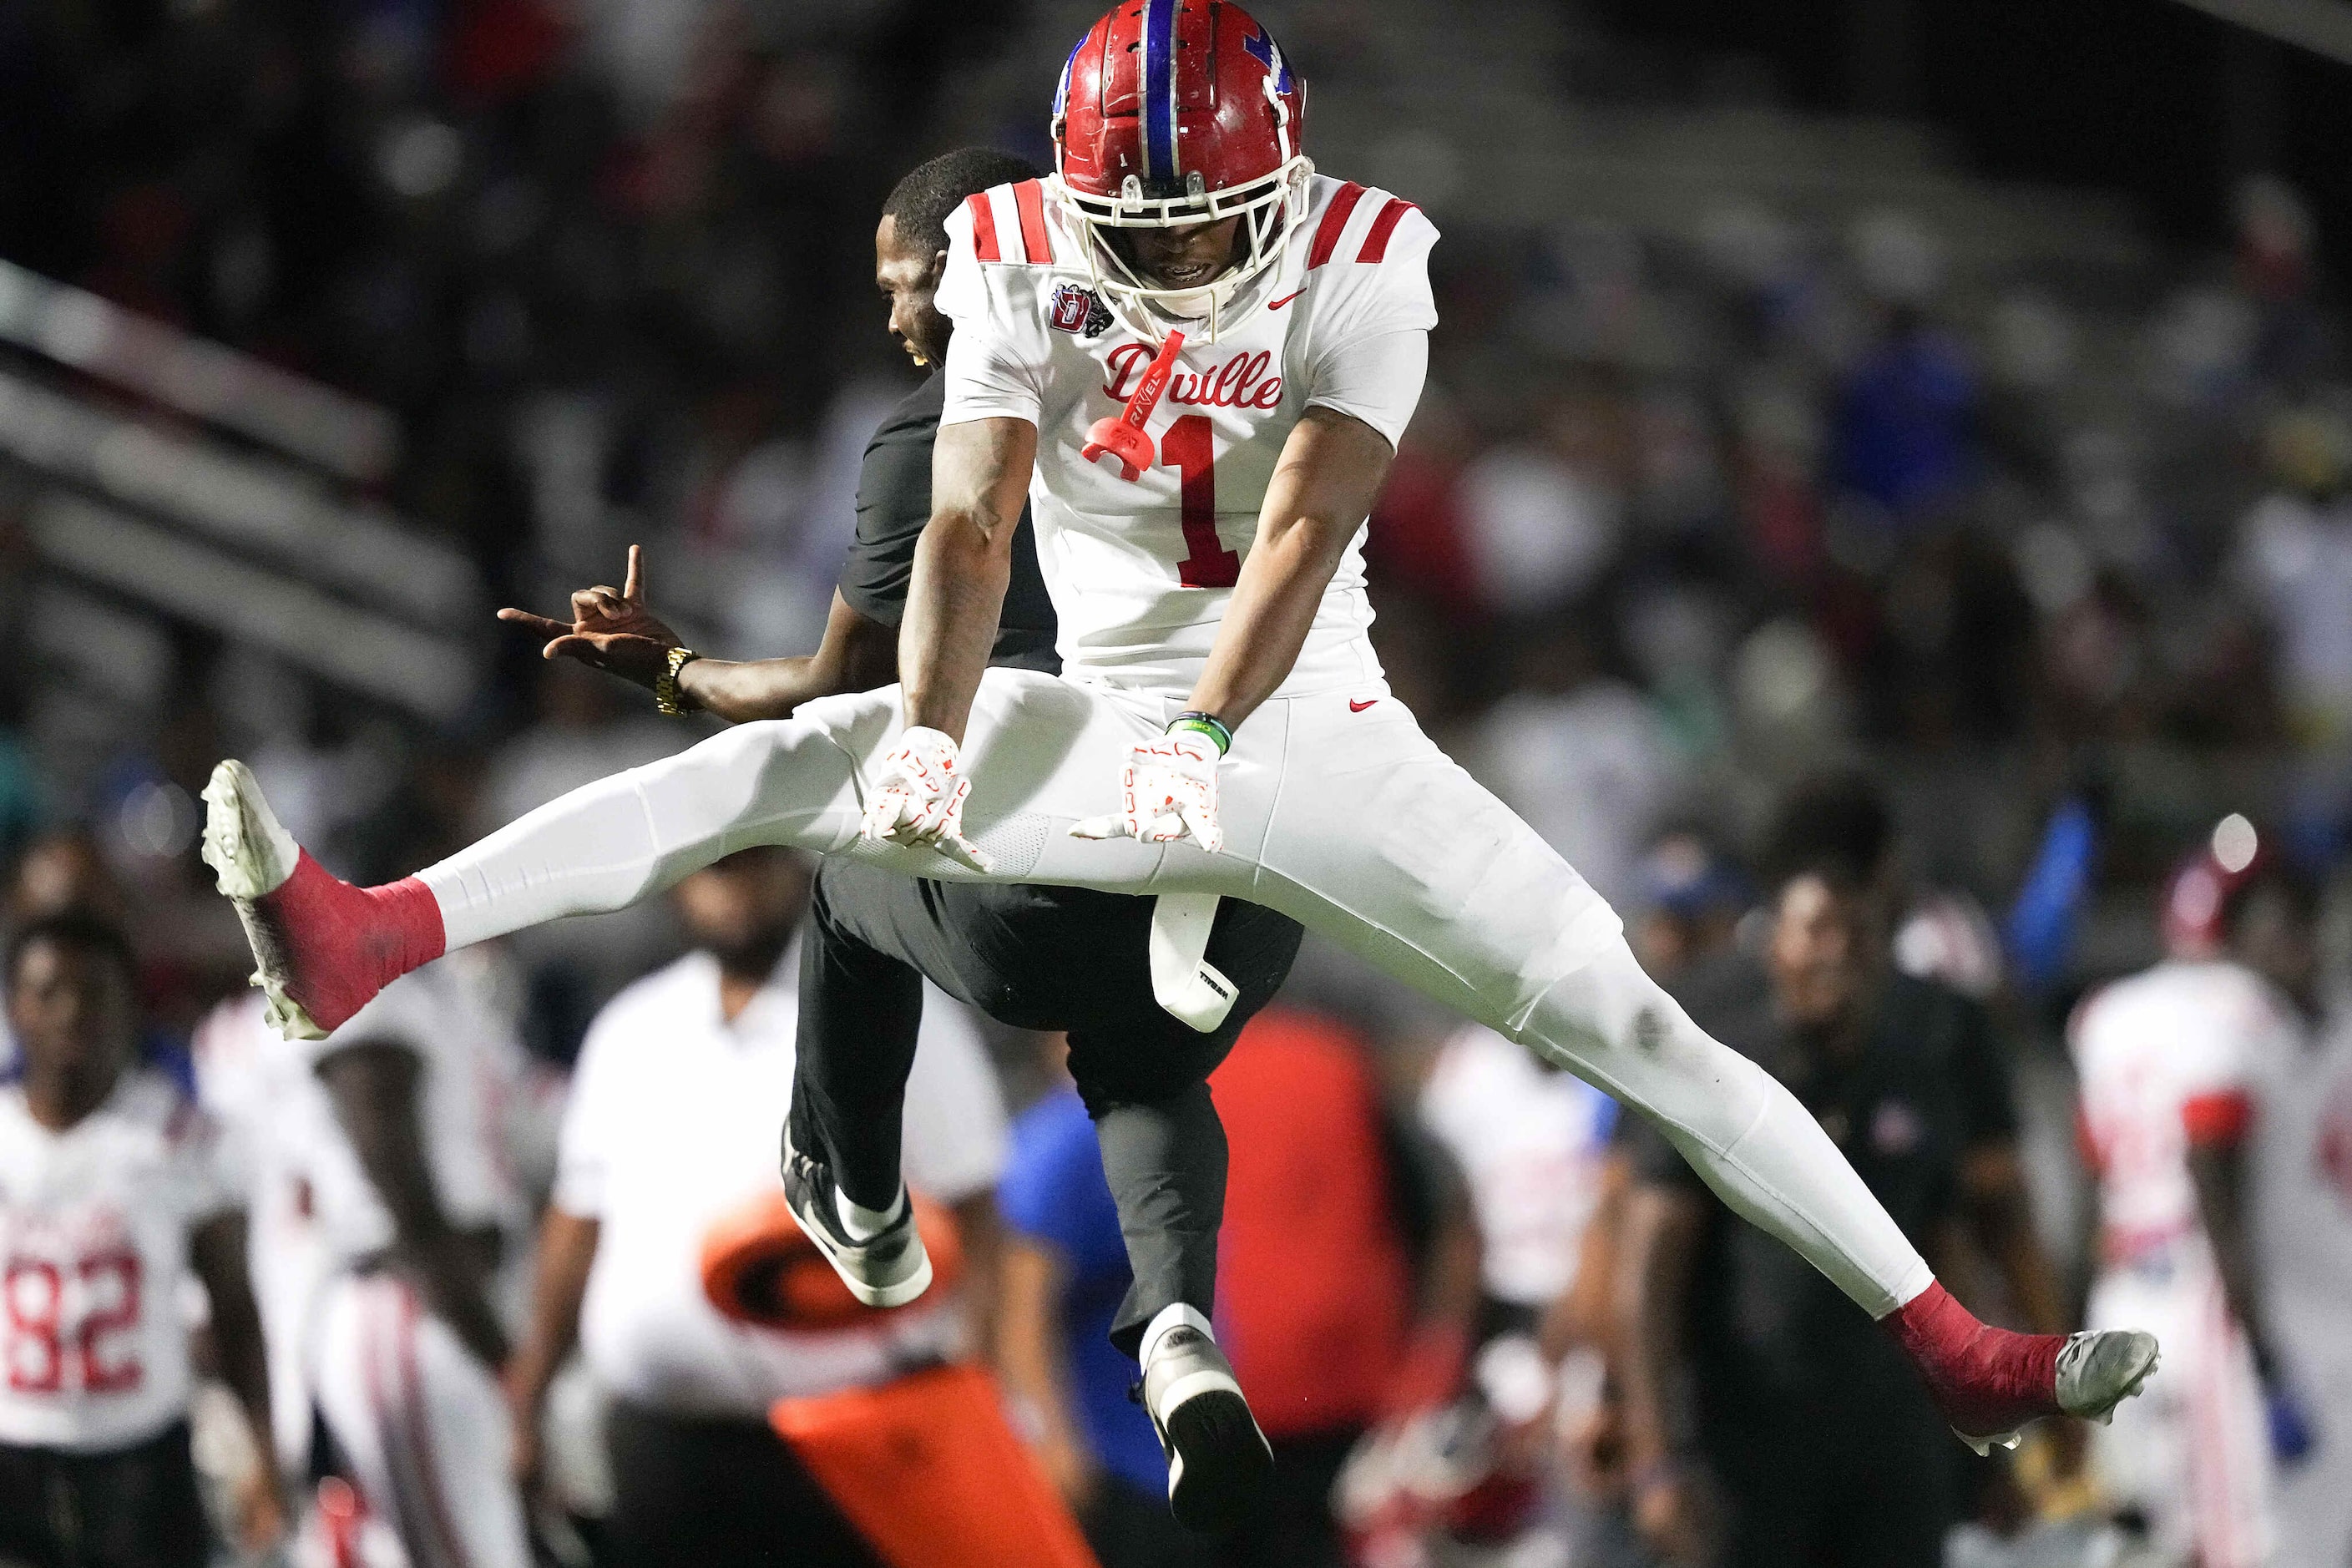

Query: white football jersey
[[301, 958, 537, 1277], [1419, 1024, 1619, 1308], [2072, 959, 2300, 1264], [0, 1069, 240, 1451], [939, 175, 1438, 697]]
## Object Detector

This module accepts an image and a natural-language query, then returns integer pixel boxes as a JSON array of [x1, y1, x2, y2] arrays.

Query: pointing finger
[[498, 609, 570, 639], [1179, 806, 1224, 854], [623, 544, 644, 604], [942, 833, 996, 873]]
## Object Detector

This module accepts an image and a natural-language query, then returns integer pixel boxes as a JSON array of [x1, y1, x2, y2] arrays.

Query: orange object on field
[[699, 1186, 964, 1331], [771, 1363, 1101, 1568]]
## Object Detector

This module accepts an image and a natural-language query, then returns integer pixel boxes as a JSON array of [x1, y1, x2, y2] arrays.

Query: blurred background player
[[2257, 855, 2352, 1568], [503, 846, 1008, 1568], [1616, 780, 2060, 1567], [301, 948, 545, 1568], [0, 912, 278, 1568], [2071, 815, 2316, 1568]]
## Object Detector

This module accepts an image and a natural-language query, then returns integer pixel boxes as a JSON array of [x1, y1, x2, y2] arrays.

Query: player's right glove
[[1070, 723, 1226, 853], [860, 726, 992, 870]]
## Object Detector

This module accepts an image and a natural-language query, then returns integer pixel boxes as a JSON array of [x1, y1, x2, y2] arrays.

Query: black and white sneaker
[[1139, 1305, 1274, 1535], [779, 1130, 933, 1308]]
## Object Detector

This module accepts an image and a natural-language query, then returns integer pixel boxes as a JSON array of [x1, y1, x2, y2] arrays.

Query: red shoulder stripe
[[1013, 179, 1051, 265], [1308, 183, 1366, 269], [2183, 1090, 2253, 1146], [1357, 197, 1417, 262], [965, 191, 1001, 262]]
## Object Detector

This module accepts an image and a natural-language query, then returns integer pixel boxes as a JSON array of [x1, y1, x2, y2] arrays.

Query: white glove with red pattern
[[1070, 728, 1227, 854], [860, 726, 993, 870]]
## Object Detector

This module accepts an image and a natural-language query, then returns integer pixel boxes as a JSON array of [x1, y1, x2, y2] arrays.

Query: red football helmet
[[2162, 812, 2269, 959], [1050, 0, 1312, 338]]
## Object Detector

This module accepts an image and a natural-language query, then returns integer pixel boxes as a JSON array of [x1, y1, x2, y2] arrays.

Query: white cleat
[[199, 760, 326, 1041], [2056, 1328, 2161, 1424]]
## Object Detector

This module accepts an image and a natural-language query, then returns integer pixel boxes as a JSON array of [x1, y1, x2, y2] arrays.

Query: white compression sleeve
[[416, 720, 861, 953], [1524, 938, 1934, 1318]]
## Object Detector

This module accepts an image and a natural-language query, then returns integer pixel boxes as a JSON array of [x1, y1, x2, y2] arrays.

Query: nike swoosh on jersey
[[1349, 698, 1378, 712], [1266, 287, 1306, 310]]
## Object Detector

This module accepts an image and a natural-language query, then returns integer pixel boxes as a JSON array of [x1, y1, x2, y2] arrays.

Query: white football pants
[[311, 1272, 530, 1568], [2087, 1257, 2273, 1568], [420, 670, 1933, 1318], [2273, 1300, 2352, 1568]]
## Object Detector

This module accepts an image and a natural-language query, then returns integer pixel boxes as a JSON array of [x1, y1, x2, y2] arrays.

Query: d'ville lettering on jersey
[[1100, 343, 1283, 410]]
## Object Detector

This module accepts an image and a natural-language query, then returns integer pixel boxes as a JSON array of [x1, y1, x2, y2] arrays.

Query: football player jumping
[[200, 0, 2156, 1490]]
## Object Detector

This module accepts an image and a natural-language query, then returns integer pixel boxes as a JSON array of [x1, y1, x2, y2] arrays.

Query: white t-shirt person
[[556, 946, 1007, 1415]]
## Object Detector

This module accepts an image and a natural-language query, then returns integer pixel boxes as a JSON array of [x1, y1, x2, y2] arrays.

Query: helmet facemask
[[1052, 74, 1313, 345]]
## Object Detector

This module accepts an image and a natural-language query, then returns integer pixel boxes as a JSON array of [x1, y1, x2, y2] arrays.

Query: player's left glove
[[1070, 719, 1227, 853], [861, 726, 993, 871]]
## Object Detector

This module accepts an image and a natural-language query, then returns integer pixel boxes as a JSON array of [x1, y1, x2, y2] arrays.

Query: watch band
[[655, 645, 702, 716]]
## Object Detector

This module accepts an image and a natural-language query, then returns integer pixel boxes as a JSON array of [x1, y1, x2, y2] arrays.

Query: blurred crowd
[[8, 1, 2352, 1566]]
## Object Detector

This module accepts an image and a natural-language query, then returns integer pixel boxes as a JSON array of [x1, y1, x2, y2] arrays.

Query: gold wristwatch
[[655, 645, 702, 716]]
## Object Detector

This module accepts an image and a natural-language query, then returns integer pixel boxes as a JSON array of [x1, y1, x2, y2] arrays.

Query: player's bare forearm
[[2188, 1141, 2274, 1365], [510, 1206, 599, 1409], [903, 417, 1035, 741], [190, 1212, 276, 1474], [1545, 1153, 1630, 1358], [952, 1195, 1006, 1368], [678, 593, 899, 721], [320, 1042, 510, 1368], [1962, 1145, 2069, 1335], [1187, 407, 1393, 730], [995, 1239, 1100, 1504], [1615, 1183, 1703, 1476]]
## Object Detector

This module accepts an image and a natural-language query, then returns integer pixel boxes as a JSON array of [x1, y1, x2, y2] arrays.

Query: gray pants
[[784, 857, 1302, 1356]]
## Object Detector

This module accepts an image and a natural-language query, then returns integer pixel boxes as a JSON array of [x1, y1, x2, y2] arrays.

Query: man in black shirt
[[1614, 802, 2034, 1567], [498, 149, 1300, 1540]]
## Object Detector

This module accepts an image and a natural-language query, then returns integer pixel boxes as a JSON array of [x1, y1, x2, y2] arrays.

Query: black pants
[[1219, 1429, 1356, 1568], [0, 1421, 210, 1568], [603, 1401, 883, 1568], [1706, 1402, 1956, 1568], [788, 859, 1303, 1355], [1082, 1474, 1221, 1568]]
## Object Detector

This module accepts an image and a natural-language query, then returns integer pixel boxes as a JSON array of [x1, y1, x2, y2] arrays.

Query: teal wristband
[[1167, 711, 1232, 755]]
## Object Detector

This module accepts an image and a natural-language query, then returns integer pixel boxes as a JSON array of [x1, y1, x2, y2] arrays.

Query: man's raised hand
[[496, 544, 681, 690]]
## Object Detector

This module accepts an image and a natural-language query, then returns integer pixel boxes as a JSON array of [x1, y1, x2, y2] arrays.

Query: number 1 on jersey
[[1163, 415, 1240, 588]]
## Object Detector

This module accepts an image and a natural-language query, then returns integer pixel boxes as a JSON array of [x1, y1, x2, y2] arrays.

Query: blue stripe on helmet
[[1143, 0, 1176, 183], [1053, 30, 1084, 119]]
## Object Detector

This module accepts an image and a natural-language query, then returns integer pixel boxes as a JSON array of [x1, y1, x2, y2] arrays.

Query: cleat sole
[[201, 761, 326, 1041]]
